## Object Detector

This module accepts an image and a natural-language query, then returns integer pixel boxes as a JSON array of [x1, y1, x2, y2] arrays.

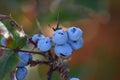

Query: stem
[[48, 24, 56, 31], [47, 50, 55, 80], [17, 49, 47, 57], [9, 71, 15, 80], [48, 50, 54, 61], [47, 66, 53, 80], [52, 61, 70, 80], [56, 11, 60, 30], [29, 60, 49, 67], [29, 38, 37, 47], [0, 48, 3, 56], [0, 14, 10, 21], [55, 55, 59, 60]]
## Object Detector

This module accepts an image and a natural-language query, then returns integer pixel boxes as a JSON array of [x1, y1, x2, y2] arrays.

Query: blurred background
[[0, 0, 120, 80]]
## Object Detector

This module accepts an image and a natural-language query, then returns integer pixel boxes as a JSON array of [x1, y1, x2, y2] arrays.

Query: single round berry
[[70, 77, 80, 80], [32, 34, 45, 43], [18, 52, 31, 67], [28, 53, 32, 61], [67, 27, 83, 41], [68, 38, 83, 50], [0, 37, 6, 46], [37, 37, 52, 51], [52, 29, 68, 44], [16, 67, 27, 80], [54, 43, 72, 58]]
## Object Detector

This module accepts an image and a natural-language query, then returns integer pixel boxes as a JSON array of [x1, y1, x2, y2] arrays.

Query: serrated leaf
[[0, 21, 11, 38], [0, 20, 27, 49], [0, 50, 19, 80]]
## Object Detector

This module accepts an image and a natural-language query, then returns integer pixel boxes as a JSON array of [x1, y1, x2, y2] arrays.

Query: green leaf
[[0, 20, 27, 49], [17, 35, 27, 48], [0, 50, 19, 80], [0, 35, 2, 41]]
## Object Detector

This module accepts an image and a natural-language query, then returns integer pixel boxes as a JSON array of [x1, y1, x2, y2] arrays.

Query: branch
[[0, 14, 10, 21], [52, 61, 70, 80], [16, 49, 47, 57], [9, 71, 15, 80], [29, 38, 37, 48], [47, 66, 54, 80], [29, 60, 49, 67]]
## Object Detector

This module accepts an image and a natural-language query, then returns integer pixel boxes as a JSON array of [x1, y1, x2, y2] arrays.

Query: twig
[[29, 60, 49, 67], [48, 24, 56, 31], [56, 11, 60, 30], [47, 66, 54, 80], [29, 38, 37, 48], [36, 18, 43, 34], [9, 71, 15, 80], [46, 51, 54, 80], [52, 61, 70, 80], [16, 49, 47, 57], [0, 14, 10, 21], [46, 51, 70, 80], [48, 50, 54, 61]]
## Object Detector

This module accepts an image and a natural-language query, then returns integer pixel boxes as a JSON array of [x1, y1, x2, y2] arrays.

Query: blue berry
[[54, 43, 72, 58], [32, 34, 45, 43], [16, 67, 27, 80], [70, 77, 80, 80], [0, 37, 6, 46], [67, 27, 83, 41], [18, 52, 32, 67], [52, 29, 68, 45], [37, 37, 52, 51], [28, 53, 32, 61], [68, 38, 83, 50]]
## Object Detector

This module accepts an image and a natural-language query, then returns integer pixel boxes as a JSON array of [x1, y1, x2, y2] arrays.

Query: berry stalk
[[14, 48, 47, 57], [28, 60, 49, 67]]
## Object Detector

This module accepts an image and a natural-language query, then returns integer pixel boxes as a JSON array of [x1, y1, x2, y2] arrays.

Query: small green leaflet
[[0, 20, 27, 49], [0, 50, 19, 80]]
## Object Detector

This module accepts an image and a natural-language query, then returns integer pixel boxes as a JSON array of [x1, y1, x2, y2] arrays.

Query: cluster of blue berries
[[32, 26, 83, 58], [0, 14, 83, 80], [0, 26, 83, 80], [16, 52, 32, 80]]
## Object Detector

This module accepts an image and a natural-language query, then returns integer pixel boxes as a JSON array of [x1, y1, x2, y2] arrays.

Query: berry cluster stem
[[9, 71, 15, 80], [52, 61, 70, 80], [28, 60, 49, 67], [47, 66, 54, 80], [15, 48, 47, 57], [46, 51, 70, 80]]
